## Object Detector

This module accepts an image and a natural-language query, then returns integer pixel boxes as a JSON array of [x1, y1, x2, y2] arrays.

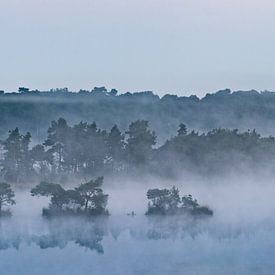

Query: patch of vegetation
[[146, 187, 213, 217], [1, 116, 275, 183], [0, 182, 15, 217], [31, 177, 109, 218]]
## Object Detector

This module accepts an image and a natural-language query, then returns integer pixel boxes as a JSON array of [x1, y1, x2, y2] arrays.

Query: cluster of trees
[[0, 177, 109, 218], [1, 118, 275, 183], [146, 187, 213, 216], [0, 182, 15, 217], [31, 177, 109, 217], [2, 87, 275, 144], [0, 179, 213, 219], [1, 128, 33, 182], [0, 118, 157, 182]]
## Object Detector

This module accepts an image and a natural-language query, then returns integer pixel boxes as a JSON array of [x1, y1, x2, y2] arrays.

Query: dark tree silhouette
[[177, 123, 187, 136], [1, 128, 32, 182], [1, 117, 275, 183], [75, 177, 108, 215], [31, 182, 68, 209], [146, 188, 170, 215], [0, 182, 15, 216], [125, 120, 156, 166], [146, 187, 213, 217], [31, 177, 108, 217], [107, 125, 125, 171], [44, 118, 69, 173]]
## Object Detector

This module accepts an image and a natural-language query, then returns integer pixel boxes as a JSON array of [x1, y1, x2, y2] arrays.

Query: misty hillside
[[1, 87, 275, 143]]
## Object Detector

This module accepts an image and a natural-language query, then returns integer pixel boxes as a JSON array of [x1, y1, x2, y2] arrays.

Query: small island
[[31, 177, 109, 218], [146, 186, 213, 216]]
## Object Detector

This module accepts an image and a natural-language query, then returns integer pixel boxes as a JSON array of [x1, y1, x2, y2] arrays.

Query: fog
[[0, 175, 275, 274]]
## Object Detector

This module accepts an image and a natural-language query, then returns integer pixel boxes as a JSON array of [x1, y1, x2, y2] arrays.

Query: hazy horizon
[[2, 1, 275, 274], [1, 0, 275, 97]]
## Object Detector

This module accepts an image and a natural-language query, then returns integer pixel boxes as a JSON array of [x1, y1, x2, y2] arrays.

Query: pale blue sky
[[1, 0, 275, 96]]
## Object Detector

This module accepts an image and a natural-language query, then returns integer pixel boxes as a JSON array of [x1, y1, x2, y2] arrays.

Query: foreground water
[[0, 214, 274, 275], [1, 181, 275, 275]]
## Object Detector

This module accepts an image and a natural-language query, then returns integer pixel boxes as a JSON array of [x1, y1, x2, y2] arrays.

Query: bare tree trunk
[[85, 200, 88, 212]]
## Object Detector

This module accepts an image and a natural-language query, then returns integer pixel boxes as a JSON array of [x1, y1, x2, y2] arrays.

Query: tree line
[[0, 179, 212, 218], [2, 87, 275, 144], [1, 118, 275, 183]]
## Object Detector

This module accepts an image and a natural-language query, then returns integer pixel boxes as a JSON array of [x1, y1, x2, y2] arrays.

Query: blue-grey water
[[1, 180, 275, 275], [0, 215, 275, 275]]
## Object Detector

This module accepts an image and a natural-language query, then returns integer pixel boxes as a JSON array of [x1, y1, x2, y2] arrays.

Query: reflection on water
[[32, 218, 107, 253], [0, 216, 252, 251], [0, 215, 275, 274], [0, 217, 108, 253]]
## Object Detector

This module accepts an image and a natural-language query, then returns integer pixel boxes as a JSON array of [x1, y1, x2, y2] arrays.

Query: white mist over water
[[0, 175, 274, 274]]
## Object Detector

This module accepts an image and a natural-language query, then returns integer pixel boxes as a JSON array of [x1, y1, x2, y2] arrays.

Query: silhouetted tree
[[178, 123, 187, 136], [146, 188, 170, 215], [182, 194, 199, 209], [44, 118, 69, 173], [146, 187, 180, 215], [31, 177, 108, 217], [107, 125, 125, 171], [167, 186, 181, 211], [18, 87, 29, 93], [0, 182, 15, 216], [109, 89, 118, 96], [2, 115, 275, 183], [75, 177, 108, 215], [31, 181, 67, 209], [30, 144, 50, 179], [20, 132, 32, 178], [91, 86, 108, 96], [125, 120, 156, 166], [1, 128, 32, 182], [1, 128, 21, 182], [146, 187, 213, 217]]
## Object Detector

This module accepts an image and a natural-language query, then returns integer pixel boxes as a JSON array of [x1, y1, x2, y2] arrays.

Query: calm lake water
[[1, 182, 275, 275], [0, 214, 275, 275]]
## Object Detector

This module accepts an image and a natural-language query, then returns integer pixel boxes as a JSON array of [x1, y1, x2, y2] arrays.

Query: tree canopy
[[1, 117, 275, 183], [146, 186, 213, 216], [31, 177, 109, 217], [2, 88, 275, 144], [0, 182, 15, 216]]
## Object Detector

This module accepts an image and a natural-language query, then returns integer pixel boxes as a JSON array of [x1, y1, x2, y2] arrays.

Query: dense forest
[[0, 117, 275, 184], [1, 87, 275, 144]]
